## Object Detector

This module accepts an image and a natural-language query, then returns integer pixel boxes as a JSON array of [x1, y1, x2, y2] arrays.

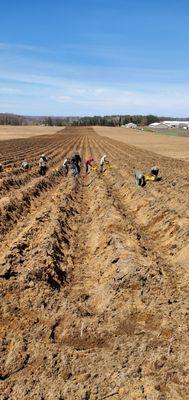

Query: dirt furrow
[[0, 135, 84, 249], [0, 135, 80, 196], [0, 127, 188, 400], [89, 134, 189, 263]]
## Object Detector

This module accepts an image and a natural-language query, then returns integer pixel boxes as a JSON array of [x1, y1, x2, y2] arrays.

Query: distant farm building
[[163, 120, 189, 128], [122, 123, 137, 129], [149, 122, 168, 129], [149, 122, 160, 127], [149, 121, 189, 129]]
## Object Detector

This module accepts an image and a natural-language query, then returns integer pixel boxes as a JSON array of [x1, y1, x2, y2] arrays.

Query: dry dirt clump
[[0, 127, 189, 400]]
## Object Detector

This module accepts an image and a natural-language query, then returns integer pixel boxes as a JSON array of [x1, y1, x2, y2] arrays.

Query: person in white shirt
[[135, 170, 145, 186], [100, 154, 109, 173]]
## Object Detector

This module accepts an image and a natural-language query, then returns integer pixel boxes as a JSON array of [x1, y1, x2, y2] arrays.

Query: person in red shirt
[[83, 158, 94, 175]]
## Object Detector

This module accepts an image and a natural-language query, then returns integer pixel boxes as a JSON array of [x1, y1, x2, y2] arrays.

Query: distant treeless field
[[0, 125, 63, 140], [94, 126, 189, 162]]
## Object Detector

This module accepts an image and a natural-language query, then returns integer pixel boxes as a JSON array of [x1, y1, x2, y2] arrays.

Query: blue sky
[[0, 0, 189, 116]]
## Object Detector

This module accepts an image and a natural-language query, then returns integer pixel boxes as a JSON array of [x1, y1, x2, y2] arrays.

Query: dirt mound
[[0, 127, 189, 399]]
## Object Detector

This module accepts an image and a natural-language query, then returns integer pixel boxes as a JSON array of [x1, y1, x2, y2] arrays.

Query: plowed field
[[0, 126, 61, 140], [0, 127, 189, 400], [94, 126, 189, 161]]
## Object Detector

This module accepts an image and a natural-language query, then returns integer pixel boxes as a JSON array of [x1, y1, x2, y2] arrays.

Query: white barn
[[149, 122, 168, 129], [163, 121, 189, 128], [149, 121, 189, 129]]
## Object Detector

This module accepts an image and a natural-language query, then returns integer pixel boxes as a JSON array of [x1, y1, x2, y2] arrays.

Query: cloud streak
[[0, 43, 189, 116], [0, 42, 54, 54], [0, 87, 22, 94]]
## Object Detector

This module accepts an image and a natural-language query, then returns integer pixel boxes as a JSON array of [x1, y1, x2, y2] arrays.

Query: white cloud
[[49, 84, 189, 117], [55, 95, 73, 102]]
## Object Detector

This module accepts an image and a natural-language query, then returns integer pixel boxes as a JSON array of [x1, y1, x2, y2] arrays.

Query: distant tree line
[[1, 113, 188, 127], [0, 113, 28, 125], [70, 114, 160, 127], [0, 113, 161, 127]]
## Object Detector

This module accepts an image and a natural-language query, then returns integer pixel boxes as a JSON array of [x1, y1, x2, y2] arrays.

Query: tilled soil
[[0, 127, 189, 400], [94, 126, 189, 161], [0, 126, 61, 140]]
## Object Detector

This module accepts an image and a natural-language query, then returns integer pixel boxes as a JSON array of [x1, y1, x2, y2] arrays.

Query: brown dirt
[[0, 126, 63, 141], [0, 127, 189, 400], [94, 126, 189, 161]]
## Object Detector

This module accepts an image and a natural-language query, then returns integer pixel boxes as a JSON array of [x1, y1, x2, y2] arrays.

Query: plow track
[[0, 127, 189, 400]]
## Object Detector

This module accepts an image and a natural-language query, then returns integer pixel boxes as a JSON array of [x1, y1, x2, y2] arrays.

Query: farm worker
[[144, 166, 160, 182], [135, 170, 146, 186], [70, 152, 82, 177], [150, 166, 159, 180], [62, 158, 70, 176], [100, 154, 109, 173], [71, 152, 82, 171], [21, 160, 30, 170], [71, 161, 79, 177], [83, 158, 94, 175], [39, 154, 48, 176]]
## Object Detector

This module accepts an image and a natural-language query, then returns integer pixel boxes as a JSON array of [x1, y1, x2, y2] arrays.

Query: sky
[[0, 0, 189, 117]]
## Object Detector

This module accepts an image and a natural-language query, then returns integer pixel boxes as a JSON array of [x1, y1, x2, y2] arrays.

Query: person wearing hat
[[39, 154, 48, 176], [150, 166, 159, 180], [100, 154, 109, 173]]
